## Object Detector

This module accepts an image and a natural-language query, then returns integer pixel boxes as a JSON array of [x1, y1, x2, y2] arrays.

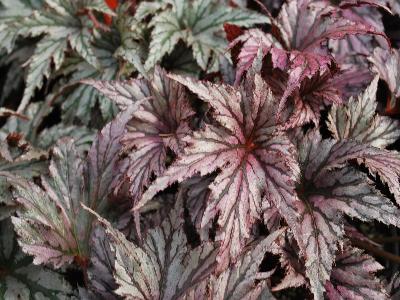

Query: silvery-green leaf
[[144, 0, 269, 70], [10, 112, 130, 268], [328, 76, 400, 149], [0, 0, 42, 52], [0, 135, 46, 220], [86, 198, 218, 300]]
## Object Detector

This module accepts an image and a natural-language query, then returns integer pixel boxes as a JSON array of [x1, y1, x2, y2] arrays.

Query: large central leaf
[[136, 73, 299, 271]]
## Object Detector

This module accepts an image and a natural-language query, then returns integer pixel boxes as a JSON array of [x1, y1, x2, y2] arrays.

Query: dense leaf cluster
[[1, 0, 400, 299]]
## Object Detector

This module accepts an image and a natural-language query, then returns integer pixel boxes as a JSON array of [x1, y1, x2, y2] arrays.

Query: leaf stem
[[372, 236, 400, 244], [351, 238, 400, 264]]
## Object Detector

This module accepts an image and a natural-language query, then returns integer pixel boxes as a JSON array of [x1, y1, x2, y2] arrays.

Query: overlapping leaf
[[325, 245, 387, 299], [2, 0, 115, 112], [328, 76, 400, 148], [328, 76, 400, 204], [87, 67, 195, 203], [141, 0, 269, 71], [231, 0, 386, 122], [0, 0, 43, 53], [136, 73, 299, 271], [86, 198, 218, 300], [0, 219, 76, 299], [268, 231, 306, 292], [86, 226, 118, 300], [185, 228, 286, 300], [87, 201, 285, 300], [61, 37, 120, 125], [0, 134, 46, 220], [9, 111, 130, 268], [368, 47, 400, 113], [179, 175, 213, 240], [0, 101, 95, 153], [328, 0, 389, 65], [387, 272, 400, 299], [292, 129, 400, 299]]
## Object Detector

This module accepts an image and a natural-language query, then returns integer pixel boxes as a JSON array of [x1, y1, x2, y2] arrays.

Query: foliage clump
[[1, 0, 400, 299]]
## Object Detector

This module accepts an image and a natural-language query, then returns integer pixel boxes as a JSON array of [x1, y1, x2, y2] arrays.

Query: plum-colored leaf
[[232, 0, 387, 116], [339, 0, 391, 11], [86, 226, 118, 299], [276, 0, 387, 53], [330, 5, 386, 63], [269, 231, 307, 292], [368, 48, 400, 112], [325, 245, 387, 300], [94, 67, 195, 203], [136, 73, 299, 271], [179, 175, 214, 240]]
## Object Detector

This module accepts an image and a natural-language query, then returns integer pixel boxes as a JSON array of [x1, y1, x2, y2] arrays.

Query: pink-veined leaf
[[262, 63, 370, 128], [277, 0, 388, 53], [10, 140, 83, 268], [330, 5, 386, 63], [293, 129, 400, 299], [136, 73, 300, 272], [232, 0, 387, 115], [325, 245, 387, 300], [89, 67, 195, 204], [9, 110, 131, 268]]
